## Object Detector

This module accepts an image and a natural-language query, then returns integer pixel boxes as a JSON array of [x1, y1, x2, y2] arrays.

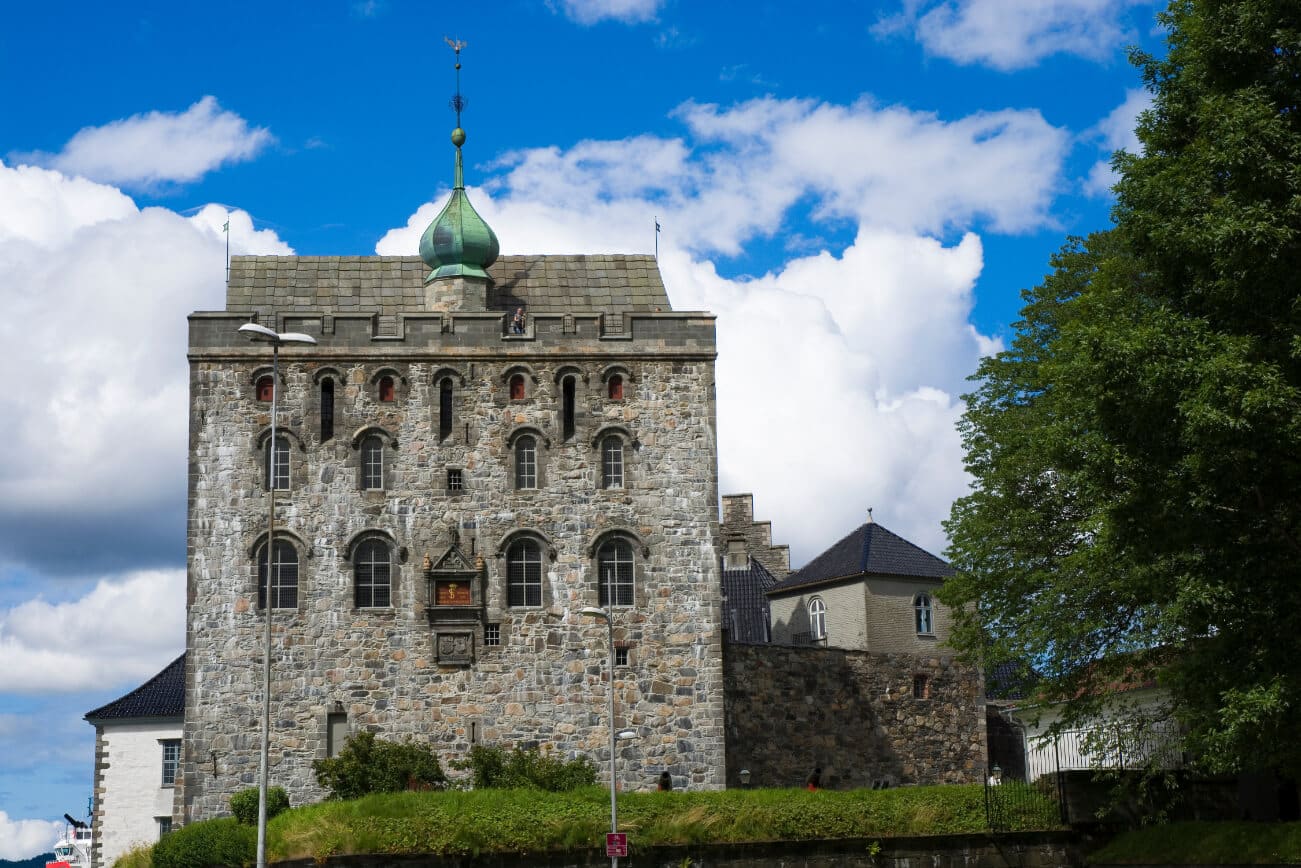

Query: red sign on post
[[606, 832, 628, 857]]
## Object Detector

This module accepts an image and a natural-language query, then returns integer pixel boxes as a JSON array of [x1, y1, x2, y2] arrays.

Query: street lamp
[[580, 605, 620, 867], [238, 322, 316, 868]]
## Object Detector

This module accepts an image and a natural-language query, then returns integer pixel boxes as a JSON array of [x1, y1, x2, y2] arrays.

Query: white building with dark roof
[[84, 654, 185, 867]]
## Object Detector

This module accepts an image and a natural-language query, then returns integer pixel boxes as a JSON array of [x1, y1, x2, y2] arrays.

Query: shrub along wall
[[723, 643, 986, 790]]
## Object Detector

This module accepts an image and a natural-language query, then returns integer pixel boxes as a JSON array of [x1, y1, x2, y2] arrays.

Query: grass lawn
[[1089, 822, 1301, 864]]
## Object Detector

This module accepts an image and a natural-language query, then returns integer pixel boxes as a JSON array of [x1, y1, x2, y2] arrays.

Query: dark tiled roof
[[986, 661, 1039, 702], [768, 520, 954, 594], [85, 654, 185, 722], [225, 254, 671, 314], [722, 559, 778, 644]]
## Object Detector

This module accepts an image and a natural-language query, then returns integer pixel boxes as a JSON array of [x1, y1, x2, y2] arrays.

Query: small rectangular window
[[447, 469, 464, 492], [161, 739, 181, 786], [912, 674, 930, 700], [326, 711, 348, 758], [157, 817, 173, 838], [615, 646, 630, 666], [484, 623, 501, 647]]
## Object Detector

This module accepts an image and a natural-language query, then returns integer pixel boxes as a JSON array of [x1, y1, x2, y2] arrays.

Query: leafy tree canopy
[[941, 0, 1301, 776]]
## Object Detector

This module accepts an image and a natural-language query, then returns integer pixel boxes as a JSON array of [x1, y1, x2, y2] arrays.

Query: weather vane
[[445, 37, 468, 127]]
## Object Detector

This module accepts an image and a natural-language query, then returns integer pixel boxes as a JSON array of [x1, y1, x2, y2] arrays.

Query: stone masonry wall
[[723, 643, 985, 790], [180, 312, 724, 821], [720, 494, 790, 577]]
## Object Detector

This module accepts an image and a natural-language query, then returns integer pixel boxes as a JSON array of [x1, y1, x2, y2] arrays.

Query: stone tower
[[177, 73, 723, 822]]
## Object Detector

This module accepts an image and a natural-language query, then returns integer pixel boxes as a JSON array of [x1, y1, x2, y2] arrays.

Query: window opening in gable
[[608, 374, 624, 400], [598, 538, 634, 607], [320, 379, 335, 441], [378, 375, 396, 402], [258, 539, 299, 609], [914, 593, 934, 635], [809, 597, 827, 641], [515, 435, 537, 489], [265, 435, 290, 491], [360, 435, 384, 490], [256, 375, 274, 403], [562, 376, 576, 441], [354, 538, 392, 607], [439, 378, 454, 440], [509, 373, 526, 401], [601, 436, 624, 489], [507, 539, 542, 607]]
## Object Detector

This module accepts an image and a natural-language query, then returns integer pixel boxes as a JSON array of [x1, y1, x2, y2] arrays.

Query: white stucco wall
[[96, 720, 181, 867], [1011, 687, 1176, 779]]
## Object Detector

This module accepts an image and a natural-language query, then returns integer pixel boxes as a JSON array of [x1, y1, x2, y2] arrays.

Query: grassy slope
[[1089, 822, 1301, 865], [268, 784, 1053, 860]]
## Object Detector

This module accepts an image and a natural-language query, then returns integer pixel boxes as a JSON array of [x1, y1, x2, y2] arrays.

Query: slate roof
[[768, 520, 955, 595], [986, 661, 1039, 702], [84, 654, 185, 722], [722, 558, 779, 644], [225, 254, 671, 313]]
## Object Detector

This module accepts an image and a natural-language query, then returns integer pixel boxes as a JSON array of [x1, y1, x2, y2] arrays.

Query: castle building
[[176, 93, 725, 822]]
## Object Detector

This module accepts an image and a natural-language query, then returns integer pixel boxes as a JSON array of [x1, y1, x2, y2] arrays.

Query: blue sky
[[0, 0, 1161, 856]]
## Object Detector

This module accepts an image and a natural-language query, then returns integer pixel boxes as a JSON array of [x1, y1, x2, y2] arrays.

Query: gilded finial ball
[[455, 62, 461, 70], [451, 127, 466, 147]]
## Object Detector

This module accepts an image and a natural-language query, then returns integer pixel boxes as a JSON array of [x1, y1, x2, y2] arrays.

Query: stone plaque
[[436, 631, 474, 665]]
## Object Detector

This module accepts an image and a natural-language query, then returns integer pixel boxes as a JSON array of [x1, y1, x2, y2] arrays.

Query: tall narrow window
[[326, 710, 348, 758], [160, 739, 181, 786], [914, 593, 934, 635], [515, 435, 537, 489], [601, 436, 624, 489], [256, 375, 274, 403], [378, 376, 396, 402], [265, 435, 290, 490], [320, 379, 335, 442], [354, 539, 391, 607], [912, 674, 930, 699], [597, 539, 634, 606], [360, 435, 384, 490], [506, 539, 542, 607], [509, 373, 526, 401], [439, 378, 453, 441], [608, 374, 624, 400], [257, 539, 299, 609], [562, 376, 576, 441], [809, 597, 827, 641]]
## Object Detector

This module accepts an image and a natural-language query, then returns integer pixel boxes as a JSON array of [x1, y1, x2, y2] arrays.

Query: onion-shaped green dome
[[419, 129, 499, 282]]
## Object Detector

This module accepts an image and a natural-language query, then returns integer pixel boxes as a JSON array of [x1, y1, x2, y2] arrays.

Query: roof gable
[[768, 521, 953, 594], [85, 653, 185, 722]]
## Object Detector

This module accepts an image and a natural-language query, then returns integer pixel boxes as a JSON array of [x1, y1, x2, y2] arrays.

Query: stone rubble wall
[[720, 493, 791, 577], [723, 643, 986, 790]]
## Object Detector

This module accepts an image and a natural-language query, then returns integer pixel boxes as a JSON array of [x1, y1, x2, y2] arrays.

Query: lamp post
[[580, 605, 620, 867], [238, 322, 316, 868]]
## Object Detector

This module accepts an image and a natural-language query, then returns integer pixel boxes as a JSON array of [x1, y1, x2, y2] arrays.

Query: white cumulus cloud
[[877, 0, 1150, 71], [0, 811, 64, 860], [16, 96, 273, 188], [554, 0, 663, 25], [1084, 87, 1152, 196]]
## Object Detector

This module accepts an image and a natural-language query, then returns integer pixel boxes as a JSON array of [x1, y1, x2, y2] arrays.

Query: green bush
[[312, 730, 447, 800], [455, 744, 597, 791], [151, 817, 253, 868], [228, 786, 290, 825]]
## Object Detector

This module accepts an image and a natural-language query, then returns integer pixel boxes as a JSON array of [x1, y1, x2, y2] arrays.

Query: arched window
[[265, 435, 290, 490], [601, 436, 623, 489], [509, 373, 526, 401], [439, 378, 453, 441], [256, 375, 274, 403], [809, 597, 827, 641], [597, 538, 634, 606], [354, 539, 391, 608], [378, 376, 395, 402], [320, 379, 335, 442], [914, 593, 934, 635], [515, 435, 537, 489], [506, 539, 542, 607], [360, 435, 384, 490], [562, 375, 576, 441], [607, 374, 624, 401], [257, 539, 299, 609]]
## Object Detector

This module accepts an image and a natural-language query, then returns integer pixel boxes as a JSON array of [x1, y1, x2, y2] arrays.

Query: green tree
[[942, 0, 1301, 776], [312, 730, 447, 800]]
